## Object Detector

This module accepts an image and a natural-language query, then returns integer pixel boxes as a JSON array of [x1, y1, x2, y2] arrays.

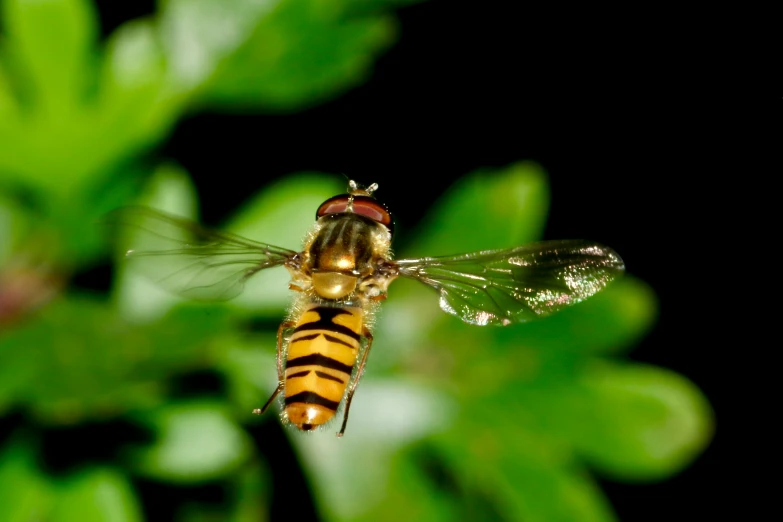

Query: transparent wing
[[395, 240, 625, 326], [107, 206, 298, 301]]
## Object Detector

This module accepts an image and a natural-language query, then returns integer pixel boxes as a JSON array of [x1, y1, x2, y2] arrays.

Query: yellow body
[[283, 305, 364, 430]]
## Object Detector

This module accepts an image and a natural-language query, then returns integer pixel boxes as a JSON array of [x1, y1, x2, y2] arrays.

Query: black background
[[95, 1, 738, 520]]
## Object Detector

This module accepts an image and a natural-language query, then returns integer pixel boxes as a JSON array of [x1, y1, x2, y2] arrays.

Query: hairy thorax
[[293, 214, 395, 301]]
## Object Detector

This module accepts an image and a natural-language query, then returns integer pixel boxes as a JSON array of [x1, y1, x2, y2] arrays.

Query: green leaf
[[198, 0, 396, 112], [356, 451, 466, 522], [227, 172, 343, 249], [0, 161, 145, 272], [0, 334, 38, 414], [38, 167, 147, 269], [157, 0, 284, 92], [127, 401, 253, 483], [225, 172, 343, 314], [86, 19, 183, 181], [289, 378, 453, 520], [402, 162, 551, 258], [0, 440, 144, 521], [434, 415, 618, 522], [575, 362, 715, 481], [0, 2, 179, 201], [447, 360, 712, 494], [218, 333, 280, 415], [100, 19, 167, 98], [0, 58, 17, 114], [0, 294, 230, 422], [1, 0, 97, 119], [0, 194, 26, 265], [51, 468, 143, 522], [496, 458, 617, 522], [0, 438, 55, 521], [0, 0, 133, 198]]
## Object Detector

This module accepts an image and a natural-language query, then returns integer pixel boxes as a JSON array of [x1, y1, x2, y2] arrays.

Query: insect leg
[[252, 320, 295, 416], [337, 327, 373, 437]]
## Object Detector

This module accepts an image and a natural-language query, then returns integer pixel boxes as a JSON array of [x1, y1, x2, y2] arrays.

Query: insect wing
[[108, 207, 298, 301], [395, 240, 625, 326]]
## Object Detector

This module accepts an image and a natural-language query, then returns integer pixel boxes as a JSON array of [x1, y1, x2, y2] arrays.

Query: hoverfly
[[114, 180, 624, 437]]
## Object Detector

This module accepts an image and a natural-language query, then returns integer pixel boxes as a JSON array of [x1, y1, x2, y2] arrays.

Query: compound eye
[[351, 196, 393, 229], [316, 194, 351, 218], [315, 194, 395, 235]]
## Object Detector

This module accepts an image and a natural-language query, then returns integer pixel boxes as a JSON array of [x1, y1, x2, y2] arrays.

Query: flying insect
[[115, 180, 624, 437]]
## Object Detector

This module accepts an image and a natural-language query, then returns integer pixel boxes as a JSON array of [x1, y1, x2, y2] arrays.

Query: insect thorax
[[301, 213, 393, 301]]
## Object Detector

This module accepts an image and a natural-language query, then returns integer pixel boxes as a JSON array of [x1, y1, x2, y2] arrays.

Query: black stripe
[[294, 307, 361, 342], [290, 333, 320, 343], [322, 333, 355, 349], [295, 321, 360, 342], [315, 371, 345, 384], [309, 306, 353, 321], [285, 391, 340, 410], [286, 353, 353, 374], [290, 331, 355, 349], [287, 370, 311, 379]]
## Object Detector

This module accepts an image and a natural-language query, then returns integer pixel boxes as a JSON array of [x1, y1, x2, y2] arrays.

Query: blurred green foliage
[[0, 0, 712, 521]]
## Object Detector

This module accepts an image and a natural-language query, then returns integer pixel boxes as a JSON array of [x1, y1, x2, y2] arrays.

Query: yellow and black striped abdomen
[[284, 305, 363, 430]]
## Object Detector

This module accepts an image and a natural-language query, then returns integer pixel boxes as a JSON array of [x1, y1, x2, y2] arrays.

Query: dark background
[[98, 1, 732, 520]]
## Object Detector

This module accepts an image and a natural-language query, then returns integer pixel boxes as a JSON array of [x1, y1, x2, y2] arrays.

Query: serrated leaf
[[199, 0, 396, 112], [576, 362, 714, 481], [0, 0, 95, 192], [0, 2, 179, 201], [51, 468, 143, 522], [0, 0, 144, 200], [402, 162, 551, 258], [128, 401, 252, 483]]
